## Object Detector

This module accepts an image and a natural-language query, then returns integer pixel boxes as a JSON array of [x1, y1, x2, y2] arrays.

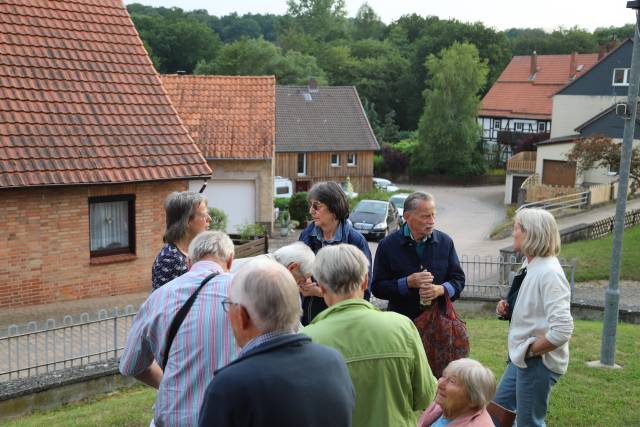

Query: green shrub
[[289, 192, 310, 225], [274, 197, 290, 211], [276, 210, 291, 228], [373, 153, 386, 175], [236, 223, 266, 240], [208, 207, 227, 231]]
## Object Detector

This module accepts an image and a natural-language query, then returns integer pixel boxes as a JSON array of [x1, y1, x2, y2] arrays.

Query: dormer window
[[613, 68, 630, 86]]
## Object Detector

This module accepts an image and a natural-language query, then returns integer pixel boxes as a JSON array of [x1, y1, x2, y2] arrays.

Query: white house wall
[[550, 95, 622, 138]]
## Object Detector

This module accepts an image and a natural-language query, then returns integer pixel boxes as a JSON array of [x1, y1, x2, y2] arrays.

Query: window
[[347, 153, 357, 166], [613, 68, 630, 86], [538, 122, 546, 132], [297, 153, 306, 175], [331, 153, 340, 167], [89, 195, 135, 257], [493, 119, 501, 129], [608, 163, 619, 176], [515, 122, 523, 131]]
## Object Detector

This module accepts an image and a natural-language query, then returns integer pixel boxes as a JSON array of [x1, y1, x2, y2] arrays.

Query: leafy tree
[[414, 42, 488, 176], [593, 24, 634, 44], [195, 37, 326, 85], [381, 110, 401, 143], [362, 98, 383, 142], [567, 135, 640, 195], [286, 0, 348, 42], [351, 3, 385, 41]]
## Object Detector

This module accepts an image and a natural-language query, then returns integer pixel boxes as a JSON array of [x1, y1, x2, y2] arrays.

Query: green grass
[[7, 318, 640, 427], [561, 224, 640, 281]]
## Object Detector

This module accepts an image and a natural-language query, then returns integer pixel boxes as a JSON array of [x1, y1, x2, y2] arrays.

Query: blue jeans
[[493, 358, 560, 427]]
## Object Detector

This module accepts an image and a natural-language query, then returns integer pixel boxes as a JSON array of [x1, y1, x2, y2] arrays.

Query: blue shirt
[[432, 415, 452, 426], [120, 260, 238, 427], [311, 223, 344, 246], [238, 329, 296, 358], [151, 243, 188, 290]]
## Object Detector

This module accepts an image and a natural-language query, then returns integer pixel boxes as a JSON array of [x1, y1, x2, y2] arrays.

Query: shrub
[[237, 223, 266, 240], [208, 207, 227, 231], [381, 143, 409, 175], [276, 210, 291, 228], [373, 153, 386, 175], [274, 197, 290, 211], [289, 192, 310, 225]]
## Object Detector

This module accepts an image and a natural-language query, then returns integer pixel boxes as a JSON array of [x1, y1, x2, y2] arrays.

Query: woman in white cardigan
[[493, 208, 574, 427]]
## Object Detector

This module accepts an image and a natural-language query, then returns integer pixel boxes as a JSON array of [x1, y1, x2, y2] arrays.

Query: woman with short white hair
[[418, 358, 496, 426], [494, 208, 574, 426]]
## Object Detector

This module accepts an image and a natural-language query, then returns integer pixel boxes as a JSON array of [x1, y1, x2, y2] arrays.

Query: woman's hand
[[496, 299, 509, 317], [299, 282, 323, 298]]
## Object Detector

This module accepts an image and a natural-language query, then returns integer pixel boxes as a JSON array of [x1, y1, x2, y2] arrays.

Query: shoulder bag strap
[[161, 271, 219, 370]]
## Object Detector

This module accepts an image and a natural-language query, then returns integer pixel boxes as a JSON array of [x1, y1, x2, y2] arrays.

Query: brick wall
[[0, 181, 188, 308]]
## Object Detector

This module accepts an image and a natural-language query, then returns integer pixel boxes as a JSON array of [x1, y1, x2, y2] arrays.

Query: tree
[[285, 0, 348, 42], [351, 3, 385, 41], [567, 135, 640, 196], [414, 42, 488, 176]]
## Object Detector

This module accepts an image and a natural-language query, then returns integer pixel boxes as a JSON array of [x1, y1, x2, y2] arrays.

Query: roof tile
[[480, 53, 600, 119], [0, 0, 211, 188]]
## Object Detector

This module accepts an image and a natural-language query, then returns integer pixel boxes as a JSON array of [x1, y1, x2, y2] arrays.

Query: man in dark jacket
[[198, 258, 355, 427], [372, 192, 465, 320]]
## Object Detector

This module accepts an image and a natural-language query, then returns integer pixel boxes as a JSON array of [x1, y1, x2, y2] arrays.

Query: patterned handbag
[[413, 295, 470, 378]]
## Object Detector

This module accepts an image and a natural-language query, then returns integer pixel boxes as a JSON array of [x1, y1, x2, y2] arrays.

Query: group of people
[[120, 182, 574, 427]]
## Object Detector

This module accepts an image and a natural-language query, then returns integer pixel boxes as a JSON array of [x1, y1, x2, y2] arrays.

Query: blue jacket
[[198, 334, 355, 427], [371, 228, 465, 320], [299, 220, 372, 324]]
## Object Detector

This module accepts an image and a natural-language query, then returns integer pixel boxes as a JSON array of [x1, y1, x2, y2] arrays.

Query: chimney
[[530, 51, 538, 79], [569, 51, 577, 80], [598, 43, 606, 61], [607, 35, 618, 52], [308, 77, 318, 93]]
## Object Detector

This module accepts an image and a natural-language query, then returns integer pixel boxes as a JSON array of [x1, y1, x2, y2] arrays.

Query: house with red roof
[[0, 0, 211, 308], [161, 75, 276, 233], [480, 51, 600, 203]]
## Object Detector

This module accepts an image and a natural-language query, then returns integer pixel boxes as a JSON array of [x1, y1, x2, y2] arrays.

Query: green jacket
[[303, 299, 437, 427]]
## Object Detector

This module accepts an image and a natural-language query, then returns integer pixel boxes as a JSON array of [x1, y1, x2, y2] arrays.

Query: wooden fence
[[231, 234, 269, 258], [588, 208, 640, 240]]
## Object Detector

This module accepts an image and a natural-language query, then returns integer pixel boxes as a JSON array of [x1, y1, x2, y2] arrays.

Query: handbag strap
[[161, 271, 219, 370]]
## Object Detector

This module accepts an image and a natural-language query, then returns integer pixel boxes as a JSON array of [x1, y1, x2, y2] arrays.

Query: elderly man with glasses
[[199, 258, 355, 427], [120, 231, 237, 427]]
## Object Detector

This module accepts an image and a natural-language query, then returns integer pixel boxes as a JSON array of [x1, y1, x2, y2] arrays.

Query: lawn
[[561, 224, 640, 282], [6, 317, 639, 427]]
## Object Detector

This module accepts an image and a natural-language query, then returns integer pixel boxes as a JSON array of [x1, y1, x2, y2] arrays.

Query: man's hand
[[496, 299, 509, 317], [418, 284, 445, 303], [299, 281, 323, 298], [407, 271, 434, 289]]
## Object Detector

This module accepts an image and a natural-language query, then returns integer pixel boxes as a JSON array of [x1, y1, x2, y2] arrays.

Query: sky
[[125, 0, 634, 32]]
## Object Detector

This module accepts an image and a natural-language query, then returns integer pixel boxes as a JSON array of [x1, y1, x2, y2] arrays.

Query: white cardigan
[[508, 256, 574, 375]]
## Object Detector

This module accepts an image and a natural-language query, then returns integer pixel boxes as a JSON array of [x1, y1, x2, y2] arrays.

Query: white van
[[274, 176, 293, 198]]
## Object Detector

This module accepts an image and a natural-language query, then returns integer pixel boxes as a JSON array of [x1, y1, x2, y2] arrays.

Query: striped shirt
[[120, 260, 237, 427]]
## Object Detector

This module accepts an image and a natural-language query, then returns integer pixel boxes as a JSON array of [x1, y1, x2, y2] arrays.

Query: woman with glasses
[[298, 181, 372, 325], [151, 191, 211, 291]]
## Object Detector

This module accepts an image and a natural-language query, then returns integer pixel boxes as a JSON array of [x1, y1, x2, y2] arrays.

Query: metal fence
[[0, 305, 137, 383], [460, 255, 576, 300]]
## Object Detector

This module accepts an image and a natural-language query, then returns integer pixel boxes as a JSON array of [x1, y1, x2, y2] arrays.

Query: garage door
[[189, 180, 255, 234], [542, 160, 576, 187]]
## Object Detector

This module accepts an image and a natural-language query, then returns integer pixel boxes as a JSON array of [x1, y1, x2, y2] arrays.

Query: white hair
[[444, 358, 496, 409], [312, 244, 369, 295], [516, 208, 561, 257], [272, 242, 315, 277], [188, 231, 234, 263], [230, 258, 302, 333], [404, 191, 435, 213]]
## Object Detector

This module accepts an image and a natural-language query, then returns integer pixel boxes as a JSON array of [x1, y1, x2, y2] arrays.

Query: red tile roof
[[0, 0, 211, 188], [479, 53, 600, 120], [161, 75, 275, 160]]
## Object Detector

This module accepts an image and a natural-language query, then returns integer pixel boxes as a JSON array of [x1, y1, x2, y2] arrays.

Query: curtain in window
[[90, 201, 129, 251]]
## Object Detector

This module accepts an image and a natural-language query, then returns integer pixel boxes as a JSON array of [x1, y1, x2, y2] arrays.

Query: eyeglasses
[[309, 201, 325, 211], [221, 298, 239, 313]]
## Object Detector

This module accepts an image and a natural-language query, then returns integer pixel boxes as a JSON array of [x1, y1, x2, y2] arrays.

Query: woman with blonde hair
[[494, 208, 573, 426]]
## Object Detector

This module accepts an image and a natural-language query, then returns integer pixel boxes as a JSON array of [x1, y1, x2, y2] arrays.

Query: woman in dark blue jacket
[[299, 181, 372, 324]]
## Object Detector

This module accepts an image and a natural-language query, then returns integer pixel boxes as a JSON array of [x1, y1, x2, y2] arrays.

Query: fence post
[[113, 307, 119, 360]]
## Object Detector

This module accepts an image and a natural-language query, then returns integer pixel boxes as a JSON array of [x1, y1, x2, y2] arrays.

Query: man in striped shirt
[[120, 231, 238, 427]]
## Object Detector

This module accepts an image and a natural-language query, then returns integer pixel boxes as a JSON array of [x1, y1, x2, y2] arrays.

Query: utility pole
[[597, 1, 640, 367]]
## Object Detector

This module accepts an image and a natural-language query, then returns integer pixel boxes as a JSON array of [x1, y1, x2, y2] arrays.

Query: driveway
[[368, 184, 507, 258]]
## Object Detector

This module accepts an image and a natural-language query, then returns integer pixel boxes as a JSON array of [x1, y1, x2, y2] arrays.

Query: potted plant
[[277, 210, 291, 237]]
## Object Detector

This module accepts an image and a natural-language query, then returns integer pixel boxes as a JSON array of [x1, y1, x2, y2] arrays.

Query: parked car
[[388, 193, 410, 224], [349, 199, 401, 241], [274, 176, 293, 198], [373, 177, 399, 192]]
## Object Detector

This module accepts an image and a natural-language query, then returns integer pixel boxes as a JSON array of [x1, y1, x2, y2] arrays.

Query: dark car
[[349, 199, 401, 241]]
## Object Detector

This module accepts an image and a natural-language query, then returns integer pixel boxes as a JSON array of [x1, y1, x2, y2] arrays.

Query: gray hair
[[444, 358, 496, 409], [404, 191, 434, 213], [272, 242, 316, 277], [188, 231, 234, 263], [312, 244, 369, 295], [516, 208, 561, 257], [230, 258, 302, 333], [308, 181, 350, 222], [163, 191, 207, 244]]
